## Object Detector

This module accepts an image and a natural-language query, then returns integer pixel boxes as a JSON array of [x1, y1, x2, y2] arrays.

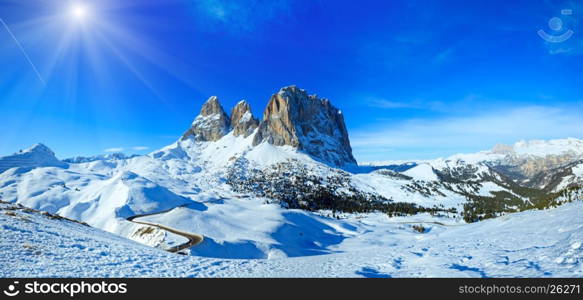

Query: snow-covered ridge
[[0, 143, 66, 174], [448, 138, 583, 162], [361, 138, 583, 172], [511, 138, 583, 157], [63, 153, 139, 164]]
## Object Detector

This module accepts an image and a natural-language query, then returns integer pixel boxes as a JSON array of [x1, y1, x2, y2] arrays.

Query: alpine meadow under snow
[[1, 86, 582, 277]]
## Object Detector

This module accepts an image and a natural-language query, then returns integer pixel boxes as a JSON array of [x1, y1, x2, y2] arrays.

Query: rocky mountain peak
[[492, 143, 514, 155], [181, 96, 230, 142], [230, 100, 259, 138], [252, 86, 356, 167], [486, 138, 583, 183], [199, 96, 224, 117], [178, 86, 357, 167]]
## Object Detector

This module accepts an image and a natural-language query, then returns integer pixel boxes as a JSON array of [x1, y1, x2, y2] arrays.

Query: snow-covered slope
[[551, 161, 583, 192], [0, 201, 214, 277], [2, 199, 582, 277], [402, 164, 438, 181], [153, 132, 315, 171], [0, 136, 581, 276], [0, 165, 192, 234], [2, 135, 580, 250]]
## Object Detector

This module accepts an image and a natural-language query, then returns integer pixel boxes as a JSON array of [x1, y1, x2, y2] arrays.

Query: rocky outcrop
[[492, 143, 514, 155], [181, 96, 230, 142], [490, 140, 583, 181], [230, 100, 259, 138], [252, 86, 356, 167], [500, 154, 581, 181], [179, 87, 357, 167]]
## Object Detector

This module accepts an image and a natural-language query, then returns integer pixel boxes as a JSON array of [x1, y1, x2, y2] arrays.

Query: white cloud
[[132, 146, 149, 151], [351, 105, 583, 161], [104, 147, 124, 153]]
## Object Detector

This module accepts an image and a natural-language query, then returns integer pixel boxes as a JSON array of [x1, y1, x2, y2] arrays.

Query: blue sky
[[1, 0, 582, 161]]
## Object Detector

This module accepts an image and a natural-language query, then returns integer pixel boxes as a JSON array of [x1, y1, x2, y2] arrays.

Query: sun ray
[[91, 28, 172, 104], [0, 18, 45, 85], [96, 21, 208, 94]]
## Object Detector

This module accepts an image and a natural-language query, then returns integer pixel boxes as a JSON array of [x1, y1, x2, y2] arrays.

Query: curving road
[[126, 206, 204, 253]]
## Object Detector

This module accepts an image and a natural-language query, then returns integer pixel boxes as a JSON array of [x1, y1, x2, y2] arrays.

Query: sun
[[70, 4, 89, 21]]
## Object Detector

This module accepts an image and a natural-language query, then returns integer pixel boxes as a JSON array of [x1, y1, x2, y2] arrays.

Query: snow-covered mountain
[[367, 137, 583, 194], [0, 143, 66, 174], [0, 86, 581, 262], [63, 153, 139, 164], [507, 138, 583, 157]]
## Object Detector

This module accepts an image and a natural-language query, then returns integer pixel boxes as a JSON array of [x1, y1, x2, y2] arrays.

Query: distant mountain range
[[0, 86, 581, 253]]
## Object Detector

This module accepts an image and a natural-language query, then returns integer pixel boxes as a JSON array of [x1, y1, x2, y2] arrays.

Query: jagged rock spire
[[230, 100, 259, 138], [181, 96, 231, 142]]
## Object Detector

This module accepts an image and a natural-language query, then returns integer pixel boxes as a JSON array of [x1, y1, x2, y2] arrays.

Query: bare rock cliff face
[[230, 100, 259, 138], [181, 96, 230, 142], [180, 87, 358, 167], [252, 86, 356, 167]]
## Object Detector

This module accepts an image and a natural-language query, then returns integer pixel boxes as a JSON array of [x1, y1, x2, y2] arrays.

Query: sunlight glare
[[71, 4, 89, 21]]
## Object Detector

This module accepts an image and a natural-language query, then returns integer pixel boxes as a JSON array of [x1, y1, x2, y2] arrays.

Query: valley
[[0, 86, 582, 277]]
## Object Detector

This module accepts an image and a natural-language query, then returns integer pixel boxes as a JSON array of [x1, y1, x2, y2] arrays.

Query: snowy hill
[[2, 198, 582, 277], [0, 163, 192, 235], [0, 143, 66, 174]]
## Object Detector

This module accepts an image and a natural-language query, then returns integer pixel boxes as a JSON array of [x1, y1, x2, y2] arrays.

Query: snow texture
[[2, 200, 582, 277]]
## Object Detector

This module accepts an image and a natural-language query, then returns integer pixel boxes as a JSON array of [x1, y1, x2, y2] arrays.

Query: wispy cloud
[[432, 47, 455, 65], [104, 147, 124, 153], [351, 105, 583, 161], [191, 0, 295, 32], [105, 146, 149, 152], [367, 98, 416, 109], [365, 97, 446, 111]]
